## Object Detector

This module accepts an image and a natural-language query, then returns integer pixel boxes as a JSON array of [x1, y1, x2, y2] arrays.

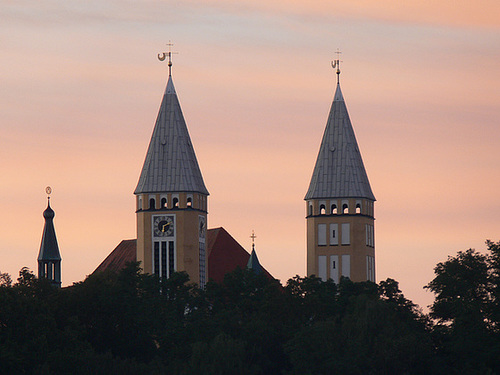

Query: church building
[[94, 52, 270, 285], [305, 59, 376, 283], [39, 52, 376, 287]]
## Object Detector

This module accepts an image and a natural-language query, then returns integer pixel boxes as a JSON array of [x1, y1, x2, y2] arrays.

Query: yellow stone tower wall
[[306, 198, 375, 283], [136, 192, 207, 285]]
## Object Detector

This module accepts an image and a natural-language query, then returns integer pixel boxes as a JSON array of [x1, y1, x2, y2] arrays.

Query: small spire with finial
[[247, 230, 262, 274], [45, 186, 52, 203], [158, 41, 178, 77], [43, 186, 54, 218], [331, 48, 342, 84], [250, 230, 257, 252]]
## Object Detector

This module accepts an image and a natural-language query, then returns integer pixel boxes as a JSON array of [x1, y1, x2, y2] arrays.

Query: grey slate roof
[[246, 247, 262, 274], [135, 76, 209, 195], [305, 83, 375, 201], [38, 199, 61, 261]]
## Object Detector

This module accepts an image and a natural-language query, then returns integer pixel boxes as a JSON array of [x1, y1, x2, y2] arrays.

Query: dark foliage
[[2, 242, 499, 374], [425, 240, 500, 374]]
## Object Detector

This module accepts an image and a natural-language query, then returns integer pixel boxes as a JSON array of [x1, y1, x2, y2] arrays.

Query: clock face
[[153, 215, 174, 237]]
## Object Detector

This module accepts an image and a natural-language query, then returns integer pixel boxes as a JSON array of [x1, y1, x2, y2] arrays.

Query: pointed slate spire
[[247, 231, 262, 274], [247, 249, 262, 274], [38, 195, 62, 286], [305, 83, 375, 201], [134, 76, 209, 195]]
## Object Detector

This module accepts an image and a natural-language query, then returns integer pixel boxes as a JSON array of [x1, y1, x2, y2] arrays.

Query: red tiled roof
[[93, 228, 272, 282], [206, 227, 273, 283], [93, 239, 137, 274], [207, 227, 251, 283]]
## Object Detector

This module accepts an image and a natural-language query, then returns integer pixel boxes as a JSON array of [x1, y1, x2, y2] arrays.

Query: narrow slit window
[[330, 224, 338, 245], [153, 242, 160, 275]]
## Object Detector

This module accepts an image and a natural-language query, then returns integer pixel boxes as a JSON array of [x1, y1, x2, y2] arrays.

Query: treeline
[[1, 240, 499, 374]]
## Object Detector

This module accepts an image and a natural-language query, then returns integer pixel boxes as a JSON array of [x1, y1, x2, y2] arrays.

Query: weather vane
[[250, 230, 257, 251], [158, 41, 178, 76], [331, 48, 342, 84]]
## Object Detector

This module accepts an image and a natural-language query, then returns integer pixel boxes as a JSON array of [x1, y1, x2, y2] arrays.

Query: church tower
[[135, 52, 209, 286], [305, 60, 376, 283], [37, 187, 62, 287]]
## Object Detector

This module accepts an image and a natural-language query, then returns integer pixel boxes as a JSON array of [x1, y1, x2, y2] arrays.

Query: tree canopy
[[1, 240, 499, 374]]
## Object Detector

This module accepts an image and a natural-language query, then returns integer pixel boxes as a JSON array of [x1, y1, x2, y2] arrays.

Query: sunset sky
[[1, 0, 499, 309]]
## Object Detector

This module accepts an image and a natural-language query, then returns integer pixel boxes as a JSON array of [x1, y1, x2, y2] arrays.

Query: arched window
[[161, 197, 167, 209], [355, 203, 361, 214], [320, 204, 326, 215], [149, 198, 156, 210], [342, 203, 349, 214], [331, 204, 337, 214], [187, 197, 192, 208], [173, 197, 179, 208], [308, 204, 313, 216]]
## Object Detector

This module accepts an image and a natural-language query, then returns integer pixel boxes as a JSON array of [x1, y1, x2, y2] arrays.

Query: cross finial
[[158, 41, 178, 77], [250, 230, 257, 251], [331, 48, 342, 84]]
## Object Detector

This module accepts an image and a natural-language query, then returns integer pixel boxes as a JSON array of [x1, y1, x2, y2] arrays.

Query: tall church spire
[[305, 62, 376, 284], [135, 53, 209, 287], [37, 187, 62, 287]]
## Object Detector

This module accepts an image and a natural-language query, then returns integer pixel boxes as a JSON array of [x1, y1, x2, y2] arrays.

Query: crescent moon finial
[[158, 42, 178, 76], [332, 48, 342, 84]]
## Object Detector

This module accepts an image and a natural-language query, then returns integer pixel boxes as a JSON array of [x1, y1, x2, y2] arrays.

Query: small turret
[[247, 231, 262, 274], [37, 187, 62, 287]]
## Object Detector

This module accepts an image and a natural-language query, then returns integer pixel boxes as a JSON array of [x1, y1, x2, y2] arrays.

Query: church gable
[[94, 228, 272, 283]]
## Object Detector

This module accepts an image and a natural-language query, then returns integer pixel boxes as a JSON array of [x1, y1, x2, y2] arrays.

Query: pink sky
[[1, 1, 499, 310]]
